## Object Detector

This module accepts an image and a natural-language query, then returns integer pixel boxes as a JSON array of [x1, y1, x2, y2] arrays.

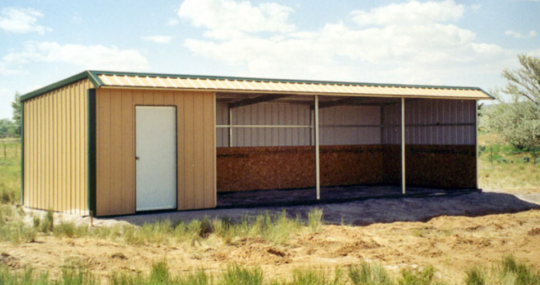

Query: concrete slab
[[97, 191, 539, 227]]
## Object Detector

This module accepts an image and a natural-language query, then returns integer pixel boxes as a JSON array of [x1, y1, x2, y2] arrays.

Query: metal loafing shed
[[20, 70, 493, 217]]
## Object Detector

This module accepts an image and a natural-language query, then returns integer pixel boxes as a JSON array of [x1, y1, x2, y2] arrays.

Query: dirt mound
[[0, 252, 19, 269], [527, 228, 540, 236], [1, 210, 539, 283]]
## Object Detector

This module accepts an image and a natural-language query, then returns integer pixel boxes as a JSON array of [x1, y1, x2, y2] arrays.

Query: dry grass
[[478, 133, 540, 192], [0, 141, 21, 204], [4, 256, 535, 285]]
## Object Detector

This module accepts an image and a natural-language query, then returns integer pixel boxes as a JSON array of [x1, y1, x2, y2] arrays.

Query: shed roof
[[21, 70, 494, 102]]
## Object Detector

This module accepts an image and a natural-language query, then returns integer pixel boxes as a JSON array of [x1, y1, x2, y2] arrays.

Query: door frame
[[134, 105, 178, 212]]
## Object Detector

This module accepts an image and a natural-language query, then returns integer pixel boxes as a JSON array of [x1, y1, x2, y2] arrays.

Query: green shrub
[[520, 156, 530, 163]]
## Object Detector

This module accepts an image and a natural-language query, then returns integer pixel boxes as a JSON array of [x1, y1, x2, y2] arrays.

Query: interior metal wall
[[382, 99, 475, 145], [216, 102, 382, 147], [320, 105, 381, 145]]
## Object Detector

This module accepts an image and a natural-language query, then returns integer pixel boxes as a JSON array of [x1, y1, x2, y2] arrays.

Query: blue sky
[[0, 0, 539, 119]]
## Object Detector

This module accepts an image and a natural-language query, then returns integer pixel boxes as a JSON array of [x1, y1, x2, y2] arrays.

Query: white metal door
[[135, 106, 177, 211]]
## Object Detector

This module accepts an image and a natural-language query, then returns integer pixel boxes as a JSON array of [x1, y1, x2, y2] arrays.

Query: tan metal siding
[[95, 89, 216, 216], [23, 79, 90, 215]]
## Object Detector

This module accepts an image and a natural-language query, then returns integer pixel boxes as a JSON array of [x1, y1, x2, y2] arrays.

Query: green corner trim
[[20, 71, 102, 102], [87, 89, 97, 216], [21, 103, 24, 205]]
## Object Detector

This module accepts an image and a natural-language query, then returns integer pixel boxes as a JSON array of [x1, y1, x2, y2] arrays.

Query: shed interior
[[215, 93, 476, 207]]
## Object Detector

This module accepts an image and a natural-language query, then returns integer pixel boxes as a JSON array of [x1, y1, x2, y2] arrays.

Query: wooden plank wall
[[95, 89, 215, 216], [217, 145, 475, 192], [23, 79, 90, 215]]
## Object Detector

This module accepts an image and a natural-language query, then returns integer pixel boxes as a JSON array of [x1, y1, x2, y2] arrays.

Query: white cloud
[[72, 12, 83, 24], [0, 88, 13, 120], [350, 0, 465, 27], [142, 35, 173, 44], [505, 30, 537, 39], [168, 18, 179, 26], [3, 42, 150, 71], [180, 0, 515, 84], [470, 4, 482, 12], [0, 61, 24, 75], [0, 8, 51, 34], [178, 0, 295, 39]]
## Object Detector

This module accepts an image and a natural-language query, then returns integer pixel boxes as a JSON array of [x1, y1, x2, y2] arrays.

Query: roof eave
[[88, 70, 487, 92], [20, 71, 102, 102], [478, 88, 496, 100]]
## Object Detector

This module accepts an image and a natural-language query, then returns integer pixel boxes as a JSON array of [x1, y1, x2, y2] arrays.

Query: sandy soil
[[2, 208, 540, 283]]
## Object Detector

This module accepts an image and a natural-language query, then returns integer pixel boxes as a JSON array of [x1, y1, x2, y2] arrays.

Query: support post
[[401, 97, 406, 195], [229, 105, 233, 147], [314, 96, 320, 200]]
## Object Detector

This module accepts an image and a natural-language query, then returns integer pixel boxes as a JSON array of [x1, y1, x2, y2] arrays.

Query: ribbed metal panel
[[217, 103, 383, 147], [231, 103, 312, 147], [216, 102, 229, 147], [382, 99, 475, 145], [99, 74, 490, 100], [320, 106, 381, 145]]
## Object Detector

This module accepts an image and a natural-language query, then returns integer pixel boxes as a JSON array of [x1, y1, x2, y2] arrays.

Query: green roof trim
[[20, 69, 495, 102], [20, 71, 102, 102]]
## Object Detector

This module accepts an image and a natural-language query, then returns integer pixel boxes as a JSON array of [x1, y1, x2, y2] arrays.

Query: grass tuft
[[349, 262, 394, 285], [398, 266, 436, 285], [292, 267, 345, 285], [307, 208, 324, 233], [218, 264, 263, 285], [465, 267, 485, 285]]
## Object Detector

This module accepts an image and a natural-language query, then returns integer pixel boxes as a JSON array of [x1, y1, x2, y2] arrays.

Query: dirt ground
[[2, 191, 540, 283]]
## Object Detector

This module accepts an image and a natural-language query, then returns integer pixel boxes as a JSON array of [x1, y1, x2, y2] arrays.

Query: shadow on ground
[[99, 192, 540, 226]]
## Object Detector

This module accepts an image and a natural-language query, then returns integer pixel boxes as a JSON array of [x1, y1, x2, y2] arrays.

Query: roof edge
[[478, 88, 496, 100], [89, 70, 486, 92], [20, 71, 102, 102]]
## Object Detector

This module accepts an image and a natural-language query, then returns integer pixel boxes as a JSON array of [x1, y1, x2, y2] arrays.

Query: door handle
[[135, 156, 140, 161]]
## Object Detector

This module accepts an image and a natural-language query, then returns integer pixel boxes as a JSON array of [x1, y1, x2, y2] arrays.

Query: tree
[[502, 54, 540, 108], [483, 54, 540, 150], [0, 119, 15, 138], [11, 91, 22, 135]]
